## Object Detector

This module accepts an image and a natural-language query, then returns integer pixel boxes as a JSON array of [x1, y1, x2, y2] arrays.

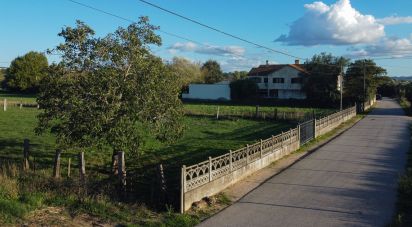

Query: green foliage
[[304, 52, 349, 106], [345, 59, 387, 103], [36, 17, 184, 155], [230, 79, 258, 100], [201, 60, 224, 84], [4, 51, 48, 92], [168, 57, 202, 87], [377, 76, 399, 97], [224, 71, 248, 81]]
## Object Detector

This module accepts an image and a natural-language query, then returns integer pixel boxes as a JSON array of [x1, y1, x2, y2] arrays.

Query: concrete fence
[[364, 97, 377, 111], [180, 105, 357, 212]]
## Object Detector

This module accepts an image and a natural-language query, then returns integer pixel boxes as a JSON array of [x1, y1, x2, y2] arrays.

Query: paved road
[[199, 98, 410, 227]]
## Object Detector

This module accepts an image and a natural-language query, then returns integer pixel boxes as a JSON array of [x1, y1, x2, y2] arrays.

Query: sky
[[0, 0, 411, 76]]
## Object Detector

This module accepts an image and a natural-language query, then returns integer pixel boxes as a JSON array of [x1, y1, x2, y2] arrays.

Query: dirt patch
[[23, 206, 114, 227]]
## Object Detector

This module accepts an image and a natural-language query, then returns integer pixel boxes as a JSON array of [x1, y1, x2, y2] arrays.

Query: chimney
[[266, 60, 269, 65], [295, 59, 300, 65]]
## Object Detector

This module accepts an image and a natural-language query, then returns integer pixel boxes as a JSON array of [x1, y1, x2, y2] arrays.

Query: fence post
[[255, 105, 259, 118], [297, 125, 301, 148], [208, 156, 212, 181], [3, 99, 6, 111], [216, 106, 220, 120], [67, 158, 71, 178], [157, 163, 167, 208], [180, 165, 186, 213], [23, 139, 30, 171], [246, 144, 250, 164], [314, 119, 317, 138], [229, 150, 233, 171], [118, 151, 126, 189], [53, 149, 62, 179], [260, 139, 263, 158], [79, 152, 86, 183]]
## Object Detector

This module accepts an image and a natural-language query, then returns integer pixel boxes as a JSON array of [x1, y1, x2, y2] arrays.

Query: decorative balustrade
[[181, 105, 356, 212]]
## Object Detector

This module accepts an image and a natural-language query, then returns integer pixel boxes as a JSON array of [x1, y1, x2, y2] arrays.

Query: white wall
[[182, 83, 231, 101]]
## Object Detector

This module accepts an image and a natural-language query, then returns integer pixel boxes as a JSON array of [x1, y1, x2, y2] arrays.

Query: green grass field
[[0, 103, 294, 225]]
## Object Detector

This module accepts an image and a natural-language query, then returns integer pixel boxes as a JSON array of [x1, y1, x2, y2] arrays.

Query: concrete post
[[260, 139, 263, 158], [314, 119, 317, 138], [23, 139, 30, 171], [297, 125, 301, 148], [216, 106, 220, 120], [118, 151, 126, 188], [79, 152, 86, 183], [19, 102, 22, 109], [255, 105, 259, 118], [208, 157, 212, 181], [53, 149, 62, 178], [3, 99, 6, 111], [180, 165, 186, 213], [246, 144, 250, 164], [229, 150, 233, 171], [67, 158, 71, 178]]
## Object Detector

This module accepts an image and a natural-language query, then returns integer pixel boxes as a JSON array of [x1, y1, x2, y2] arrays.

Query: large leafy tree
[[36, 18, 184, 165], [224, 71, 248, 81], [345, 59, 387, 103], [303, 53, 349, 106], [201, 60, 224, 84], [5, 51, 48, 92], [168, 57, 202, 87], [230, 79, 258, 100]]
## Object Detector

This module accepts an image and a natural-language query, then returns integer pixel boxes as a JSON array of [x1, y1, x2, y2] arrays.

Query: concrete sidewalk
[[199, 98, 410, 227]]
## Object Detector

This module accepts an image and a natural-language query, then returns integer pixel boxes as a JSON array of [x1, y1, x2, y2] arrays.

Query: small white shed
[[182, 81, 231, 101]]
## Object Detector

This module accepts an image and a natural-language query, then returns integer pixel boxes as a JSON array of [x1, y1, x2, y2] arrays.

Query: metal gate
[[299, 119, 314, 145]]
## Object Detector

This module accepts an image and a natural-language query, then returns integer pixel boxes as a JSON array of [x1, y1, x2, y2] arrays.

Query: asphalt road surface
[[199, 98, 410, 227]]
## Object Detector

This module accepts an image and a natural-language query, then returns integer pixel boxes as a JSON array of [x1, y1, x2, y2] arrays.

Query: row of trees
[[304, 53, 387, 107], [2, 51, 244, 93]]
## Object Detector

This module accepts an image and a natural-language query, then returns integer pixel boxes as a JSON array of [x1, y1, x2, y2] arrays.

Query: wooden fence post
[[53, 149, 62, 178], [23, 139, 30, 171], [208, 157, 212, 181], [216, 106, 220, 120], [3, 99, 6, 111], [180, 165, 186, 214], [67, 158, 71, 178], [79, 152, 86, 183], [118, 151, 126, 189], [19, 102, 23, 109], [157, 163, 167, 208]]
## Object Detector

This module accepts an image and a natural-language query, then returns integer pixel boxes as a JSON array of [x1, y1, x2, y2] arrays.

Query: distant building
[[182, 81, 231, 101], [248, 60, 309, 99]]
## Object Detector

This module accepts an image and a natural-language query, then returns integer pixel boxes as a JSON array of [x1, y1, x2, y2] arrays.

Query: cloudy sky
[[1, 0, 411, 76]]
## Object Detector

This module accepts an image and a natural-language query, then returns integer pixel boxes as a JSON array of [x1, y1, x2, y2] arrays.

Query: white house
[[182, 81, 231, 101], [248, 60, 309, 99]]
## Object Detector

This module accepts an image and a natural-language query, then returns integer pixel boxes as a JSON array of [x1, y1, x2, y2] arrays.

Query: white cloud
[[349, 35, 412, 57], [276, 0, 385, 46], [220, 56, 265, 72], [377, 16, 412, 25], [168, 42, 245, 56]]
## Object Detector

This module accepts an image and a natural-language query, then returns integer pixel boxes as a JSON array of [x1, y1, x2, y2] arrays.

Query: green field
[[183, 103, 334, 117], [0, 103, 294, 225]]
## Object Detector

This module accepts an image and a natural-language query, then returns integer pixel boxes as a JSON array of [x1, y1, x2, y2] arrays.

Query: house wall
[[249, 66, 307, 99], [182, 84, 231, 101]]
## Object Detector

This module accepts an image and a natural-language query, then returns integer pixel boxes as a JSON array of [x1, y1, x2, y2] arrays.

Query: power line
[[67, 0, 251, 60], [137, 0, 305, 60]]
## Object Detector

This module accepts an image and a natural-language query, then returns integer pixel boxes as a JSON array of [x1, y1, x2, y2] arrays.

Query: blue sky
[[1, 0, 411, 76]]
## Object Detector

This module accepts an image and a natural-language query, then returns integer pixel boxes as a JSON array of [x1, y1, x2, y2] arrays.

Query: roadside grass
[[0, 104, 293, 225], [399, 97, 411, 116]]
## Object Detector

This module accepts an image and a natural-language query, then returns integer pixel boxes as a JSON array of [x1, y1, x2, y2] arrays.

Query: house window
[[249, 77, 261, 83], [263, 78, 268, 83], [273, 78, 285, 83], [291, 78, 303, 84]]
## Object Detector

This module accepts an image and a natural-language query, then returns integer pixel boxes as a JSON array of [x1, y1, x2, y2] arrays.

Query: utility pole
[[340, 64, 343, 111], [363, 61, 366, 111]]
